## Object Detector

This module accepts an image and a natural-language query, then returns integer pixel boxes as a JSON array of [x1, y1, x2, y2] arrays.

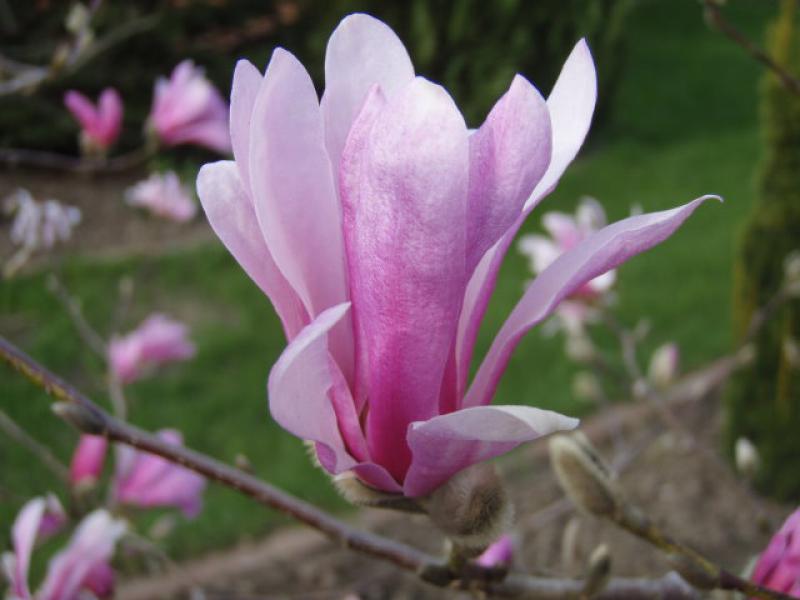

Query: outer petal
[[197, 160, 308, 339], [97, 88, 123, 146], [64, 91, 97, 131], [167, 118, 232, 153], [229, 60, 262, 193], [340, 77, 469, 482], [466, 74, 551, 274], [70, 434, 108, 487], [453, 39, 598, 405], [464, 196, 719, 409], [404, 405, 578, 497], [7, 497, 46, 599], [268, 303, 357, 475], [321, 13, 415, 174], [37, 510, 126, 600], [249, 48, 352, 376]]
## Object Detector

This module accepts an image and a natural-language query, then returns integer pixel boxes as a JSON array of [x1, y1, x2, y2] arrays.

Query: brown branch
[[703, 0, 800, 97], [0, 146, 152, 173], [0, 334, 706, 599]]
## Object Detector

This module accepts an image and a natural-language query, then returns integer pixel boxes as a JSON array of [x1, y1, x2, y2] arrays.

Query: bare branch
[[702, 0, 800, 97], [0, 334, 708, 598], [0, 146, 153, 173]]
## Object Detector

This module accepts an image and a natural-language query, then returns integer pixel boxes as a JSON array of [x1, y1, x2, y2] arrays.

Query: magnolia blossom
[[647, 342, 680, 388], [69, 434, 108, 488], [476, 534, 514, 568], [125, 171, 197, 222], [108, 314, 195, 384], [149, 60, 231, 153], [751, 508, 800, 597], [64, 88, 123, 153], [2, 498, 125, 600], [197, 14, 715, 498], [518, 197, 614, 332], [113, 429, 207, 518], [6, 189, 81, 252]]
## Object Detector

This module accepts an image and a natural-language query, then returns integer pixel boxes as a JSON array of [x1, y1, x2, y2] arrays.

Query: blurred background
[[1, 0, 794, 578]]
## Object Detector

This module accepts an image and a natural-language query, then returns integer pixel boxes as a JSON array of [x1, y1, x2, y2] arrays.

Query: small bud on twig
[[735, 437, 760, 479], [549, 433, 620, 518], [52, 401, 105, 434], [582, 544, 612, 597]]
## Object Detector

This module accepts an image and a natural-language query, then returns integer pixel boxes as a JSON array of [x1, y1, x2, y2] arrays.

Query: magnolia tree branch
[[702, 0, 800, 97], [0, 146, 153, 173], [0, 335, 708, 599]]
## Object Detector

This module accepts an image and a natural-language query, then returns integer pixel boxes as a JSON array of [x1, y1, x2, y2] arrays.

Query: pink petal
[[165, 118, 231, 154], [249, 48, 352, 376], [70, 434, 108, 487], [229, 60, 263, 194], [268, 303, 357, 475], [453, 39, 598, 408], [197, 160, 308, 339], [64, 91, 97, 131], [476, 534, 515, 567], [464, 196, 719, 409], [38, 510, 125, 600], [97, 88, 123, 147], [466, 74, 551, 274], [525, 39, 597, 211], [7, 497, 46, 598], [340, 77, 469, 482], [404, 405, 578, 497], [82, 562, 115, 599], [321, 13, 414, 173]]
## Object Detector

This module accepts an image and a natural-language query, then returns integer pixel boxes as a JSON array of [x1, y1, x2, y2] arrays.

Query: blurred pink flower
[[476, 534, 514, 568], [196, 14, 716, 497], [69, 434, 108, 488], [648, 342, 680, 388], [108, 314, 195, 384], [518, 196, 615, 301], [64, 88, 123, 152], [149, 60, 231, 153], [752, 508, 800, 598], [2, 498, 124, 600], [126, 171, 197, 222], [113, 429, 206, 518]]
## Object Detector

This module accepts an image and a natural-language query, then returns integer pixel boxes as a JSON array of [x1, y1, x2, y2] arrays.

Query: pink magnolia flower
[[2, 498, 124, 600], [196, 14, 716, 498], [149, 60, 231, 153], [64, 88, 123, 152], [476, 534, 514, 568], [751, 508, 800, 597], [112, 429, 206, 518], [108, 314, 195, 384], [125, 171, 198, 222], [648, 342, 680, 388], [69, 434, 108, 488]]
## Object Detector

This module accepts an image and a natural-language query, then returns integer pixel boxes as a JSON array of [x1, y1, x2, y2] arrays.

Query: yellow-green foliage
[[728, 0, 800, 499]]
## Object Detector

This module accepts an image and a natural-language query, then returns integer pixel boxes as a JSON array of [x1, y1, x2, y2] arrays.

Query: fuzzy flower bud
[[648, 342, 680, 388], [735, 437, 760, 479], [549, 433, 619, 518]]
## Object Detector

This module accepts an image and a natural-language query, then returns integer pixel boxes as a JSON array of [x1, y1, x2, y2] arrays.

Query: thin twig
[[46, 274, 107, 358], [0, 407, 70, 482], [0, 145, 153, 173], [0, 334, 705, 599], [703, 0, 800, 97]]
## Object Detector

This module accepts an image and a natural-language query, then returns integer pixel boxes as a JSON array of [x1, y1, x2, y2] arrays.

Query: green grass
[[0, 0, 774, 560]]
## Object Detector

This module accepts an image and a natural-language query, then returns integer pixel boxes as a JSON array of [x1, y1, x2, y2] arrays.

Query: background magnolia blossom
[[125, 171, 197, 223], [149, 60, 231, 154], [197, 13, 716, 498], [63, 87, 123, 153]]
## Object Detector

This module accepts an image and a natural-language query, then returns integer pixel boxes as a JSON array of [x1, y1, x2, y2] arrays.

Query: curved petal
[[466, 74, 551, 274], [38, 510, 125, 600], [167, 118, 231, 153], [230, 59, 263, 192], [453, 39, 598, 407], [464, 196, 719, 409], [7, 497, 46, 599], [321, 13, 414, 174], [405, 405, 578, 497], [249, 48, 352, 376], [525, 38, 597, 211], [197, 161, 307, 338], [64, 91, 96, 130], [340, 77, 469, 482], [268, 303, 356, 475]]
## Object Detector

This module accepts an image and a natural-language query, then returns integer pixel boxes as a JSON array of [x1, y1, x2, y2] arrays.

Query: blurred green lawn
[[0, 1, 771, 557]]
